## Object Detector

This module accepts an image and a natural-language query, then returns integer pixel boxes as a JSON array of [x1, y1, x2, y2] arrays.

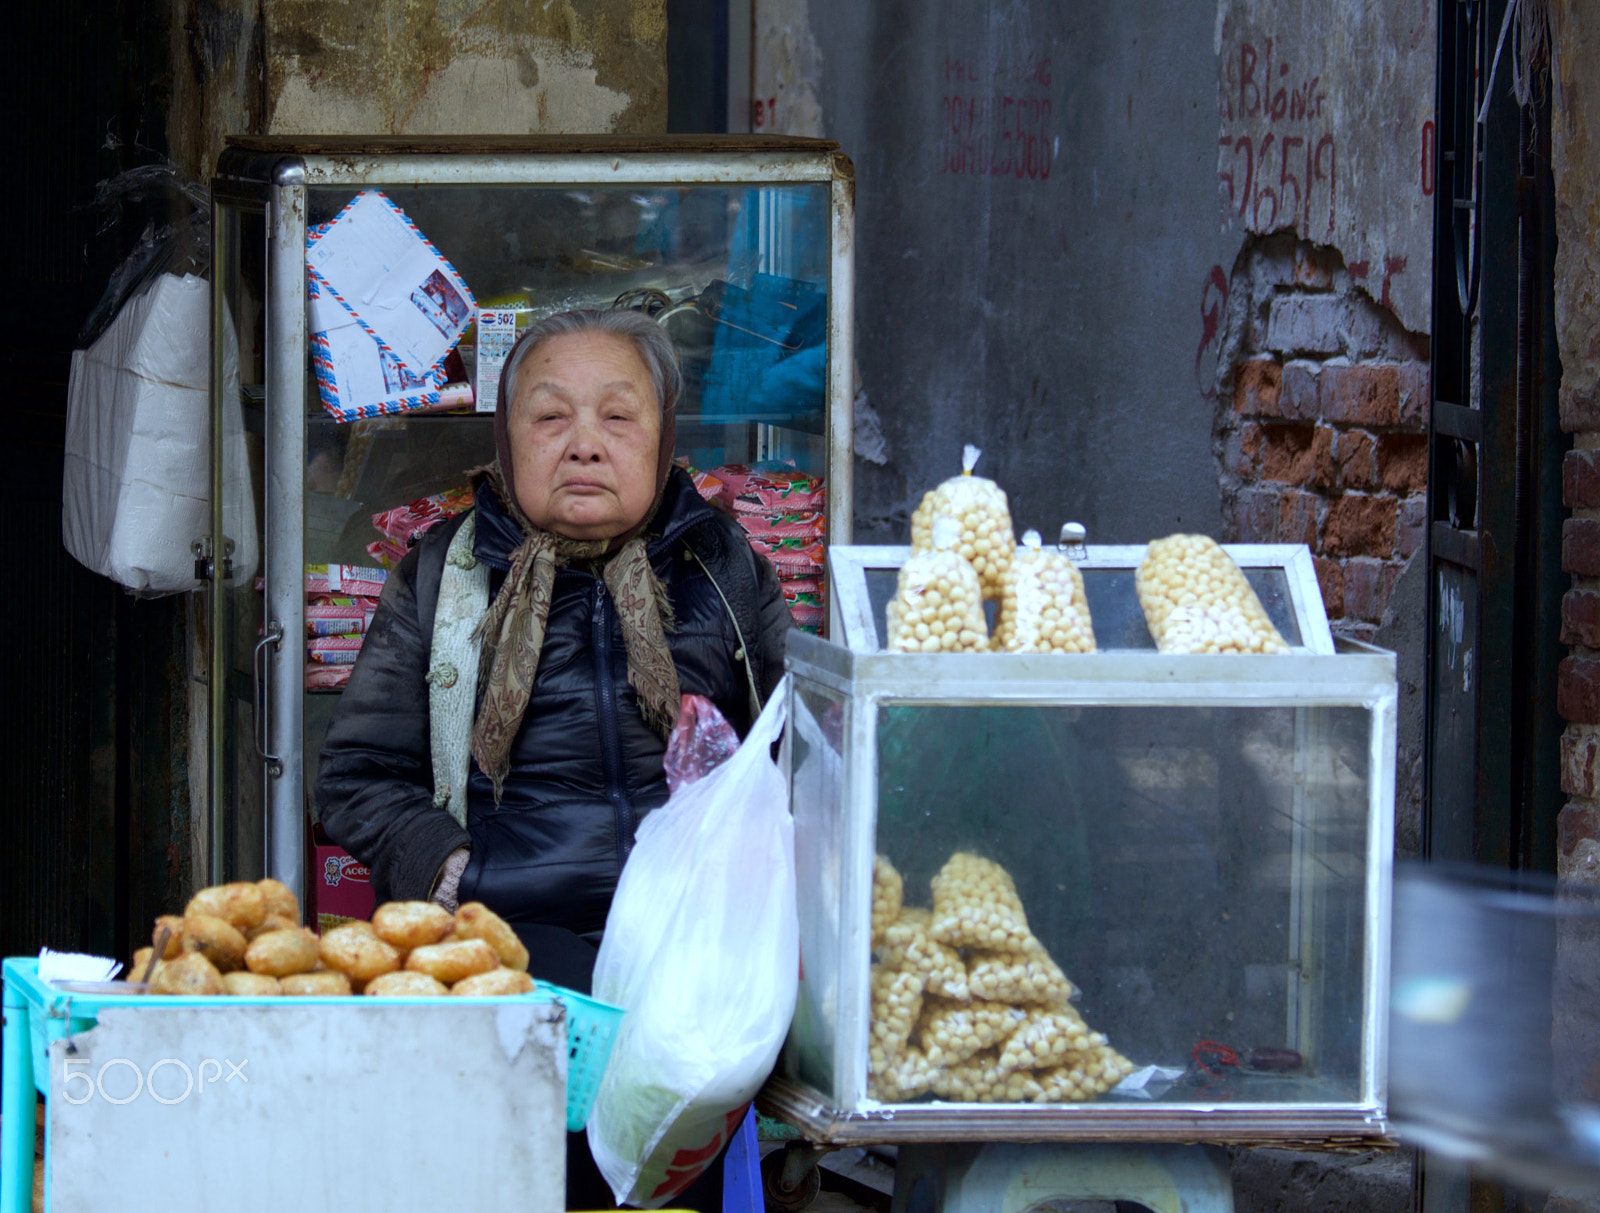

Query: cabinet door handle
[[254, 622, 285, 778]]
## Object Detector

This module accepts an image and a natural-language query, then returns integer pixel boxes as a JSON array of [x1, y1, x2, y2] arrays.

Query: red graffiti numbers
[[942, 94, 1054, 180], [1420, 120, 1435, 195], [940, 52, 1056, 181], [752, 96, 777, 129], [1219, 37, 1336, 237]]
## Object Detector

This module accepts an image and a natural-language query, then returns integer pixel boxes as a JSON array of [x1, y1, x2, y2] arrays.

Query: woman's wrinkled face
[[508, 331, 662, 541]]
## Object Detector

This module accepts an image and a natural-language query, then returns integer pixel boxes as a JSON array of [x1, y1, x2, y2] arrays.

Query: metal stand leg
[[2, 975, 37, 1213], [892, 1142, 1233, 1213]]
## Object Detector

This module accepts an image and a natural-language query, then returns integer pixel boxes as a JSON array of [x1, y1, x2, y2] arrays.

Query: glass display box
[[206, 136, 855, 902], [765, 542, 1396, 1142]]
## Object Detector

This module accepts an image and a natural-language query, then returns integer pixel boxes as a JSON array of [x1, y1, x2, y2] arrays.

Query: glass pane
[[868, 703, 1371, 1105], [306, 183, 831, 463], [211, 201, 268, 881], [302, 414, 495, 806], [790, 683, 849, 1096], [301, 180, 836, 786]]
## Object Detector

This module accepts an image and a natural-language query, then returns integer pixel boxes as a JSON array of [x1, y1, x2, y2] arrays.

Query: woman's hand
[[431, 847, 472, 913]]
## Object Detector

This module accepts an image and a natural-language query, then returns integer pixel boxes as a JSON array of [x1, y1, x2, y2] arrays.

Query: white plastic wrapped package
[[909, 444, 1014, 599], [62, 272, 257, 592], [1136, 534, 1288, 655], [588, 681, 798, 1208]]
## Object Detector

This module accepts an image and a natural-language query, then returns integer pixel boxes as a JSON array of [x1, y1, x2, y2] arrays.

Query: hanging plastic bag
[[588, 679, 798, 1208], [62, 161, 258, 593]]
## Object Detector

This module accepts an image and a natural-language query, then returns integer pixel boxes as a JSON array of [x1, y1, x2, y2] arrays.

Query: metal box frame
[[769, 545, 1395, 1144], [208, 136, 856, 901]]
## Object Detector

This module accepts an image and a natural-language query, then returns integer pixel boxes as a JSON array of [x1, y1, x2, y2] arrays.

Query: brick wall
[[1554, 0, 1600, 890], [1215, 235, 1430, 640]]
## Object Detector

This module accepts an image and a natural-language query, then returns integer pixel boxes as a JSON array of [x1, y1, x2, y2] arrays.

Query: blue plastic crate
[[1, 957, 622, 1213]]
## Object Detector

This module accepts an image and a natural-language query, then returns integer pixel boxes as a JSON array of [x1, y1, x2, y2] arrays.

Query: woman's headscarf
[[470, 312, 681, 799]]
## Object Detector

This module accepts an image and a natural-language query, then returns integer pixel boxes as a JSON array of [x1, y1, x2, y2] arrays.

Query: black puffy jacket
[[315, 468, 793, 940]]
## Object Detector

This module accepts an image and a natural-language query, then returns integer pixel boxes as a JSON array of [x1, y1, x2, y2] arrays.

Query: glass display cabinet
[[765, 542, 1396, 1142], [207, 136, 855, 903]]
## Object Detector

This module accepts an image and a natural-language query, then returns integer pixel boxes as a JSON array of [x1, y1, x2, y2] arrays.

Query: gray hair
[[502, 309, 682, 417]]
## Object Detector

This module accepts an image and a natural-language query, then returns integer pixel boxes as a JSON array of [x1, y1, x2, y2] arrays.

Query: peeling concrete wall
[[1215, 0, 1434, 334], [167, 0, 266, 179], [809, 0, 1241, 544], [169, 0, 666, 180], [264, 0, 664, 138], [752, 0, 825, 137]]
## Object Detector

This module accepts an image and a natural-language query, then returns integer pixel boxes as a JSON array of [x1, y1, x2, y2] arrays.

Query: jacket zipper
[[591, 581, 636, 869]]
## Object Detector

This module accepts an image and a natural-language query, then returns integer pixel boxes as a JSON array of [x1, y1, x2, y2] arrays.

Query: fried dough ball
[[366, 971, 450, 997], [128, 947, 157, 984], [244, 927, 321, 978], [150, 952, 223, 996], [185, 882, 266, 933], [180, 914, 247, 974], [871, 856, 903, 946], [372, 900, 455, 950], [965, 948, 1076, 1007], [917, 998, 1028, 1067], [406, 938, 498, 985], [909, 445, 1014, 600], [879, 908, 969, 1001], [453, 903, 529, 972], [1136, 535, 1288, 654], [221, 971, 283, 997], [152, 915, 186, 959], [451, 968, 536, 997], [929, 853, 1032, 951], [992, 531, 1096, 653], [280, 971, 352, 996], [319, 923, 403, 983], [885, 551, 988, 654], [247, 913, 300, 941], [930, 1049, 1044, 1103], [256, 878, 300, 922]]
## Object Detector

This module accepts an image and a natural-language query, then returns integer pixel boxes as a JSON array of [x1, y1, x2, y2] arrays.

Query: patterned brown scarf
[[470, 464, 680, 800]]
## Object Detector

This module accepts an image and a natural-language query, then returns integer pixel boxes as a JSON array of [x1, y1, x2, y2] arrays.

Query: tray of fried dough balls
[[125, 880, 536, 998]]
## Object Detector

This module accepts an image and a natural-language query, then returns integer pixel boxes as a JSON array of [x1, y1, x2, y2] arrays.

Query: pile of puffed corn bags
[[887, 445, 1289, 655], [868, 853, 1135, 1104]]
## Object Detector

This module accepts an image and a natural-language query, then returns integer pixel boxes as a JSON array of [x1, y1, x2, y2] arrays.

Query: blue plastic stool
[[723, 1106, 762, 1213]]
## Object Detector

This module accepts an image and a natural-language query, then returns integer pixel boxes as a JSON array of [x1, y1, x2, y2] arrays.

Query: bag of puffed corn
[[910, 445, 1015, 599]]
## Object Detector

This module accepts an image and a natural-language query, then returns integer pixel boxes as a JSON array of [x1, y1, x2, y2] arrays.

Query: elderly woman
[[318, 308, 790, 951], [317, 309, 790, 1205]]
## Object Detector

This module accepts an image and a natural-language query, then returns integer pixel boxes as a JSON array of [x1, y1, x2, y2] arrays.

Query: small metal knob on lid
[[1059, 522, 1088, 561]]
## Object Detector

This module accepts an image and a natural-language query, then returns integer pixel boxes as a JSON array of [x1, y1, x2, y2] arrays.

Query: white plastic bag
[[62, 272, 257, 593], [588, 679, 798, 1208]]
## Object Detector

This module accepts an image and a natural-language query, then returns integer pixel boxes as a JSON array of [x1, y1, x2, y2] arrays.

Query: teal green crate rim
[[4, 960, 622, 1133], [533, 980, 625, 1132]]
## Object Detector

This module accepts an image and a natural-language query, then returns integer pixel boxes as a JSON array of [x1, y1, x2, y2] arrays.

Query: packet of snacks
[[1136, 535, 1288, 655], [910, 445, 1014, 599], [992, 530, 1097, 653], [304, 564, 387, 598]]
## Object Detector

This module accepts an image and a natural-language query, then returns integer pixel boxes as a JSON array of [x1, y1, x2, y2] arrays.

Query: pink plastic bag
[[664, 695, 743, 792]]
